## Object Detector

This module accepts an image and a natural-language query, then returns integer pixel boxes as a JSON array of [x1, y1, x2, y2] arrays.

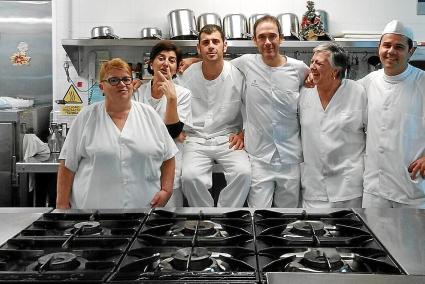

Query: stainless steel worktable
[[0, 207, 52, 246], [16, 153, 60, 173], [354, 208, 425, 275], [15, 153, 60, 206]]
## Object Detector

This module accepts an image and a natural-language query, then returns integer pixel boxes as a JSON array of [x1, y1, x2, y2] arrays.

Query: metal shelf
[[62, 38, 381, 48], [61, 38, 380, 75]]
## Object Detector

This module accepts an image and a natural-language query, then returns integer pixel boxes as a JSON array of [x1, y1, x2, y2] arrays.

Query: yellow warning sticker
[[61, 105, 82, 115], [63, 85, 83, 104]]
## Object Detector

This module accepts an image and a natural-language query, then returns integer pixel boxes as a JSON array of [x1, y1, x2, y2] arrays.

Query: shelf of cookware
[[62, 38, 384, 76]]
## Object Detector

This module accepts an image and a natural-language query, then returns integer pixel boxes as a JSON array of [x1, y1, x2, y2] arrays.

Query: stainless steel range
[[0, 209, 148, 282], [254, 210, 403, 276], [0, 208, 420, 283]]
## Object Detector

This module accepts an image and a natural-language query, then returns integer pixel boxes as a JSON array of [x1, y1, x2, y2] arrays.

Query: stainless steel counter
[[267, 273, 425, 284], [0, 207, 52, 246], [354, 208, 425, 275], [16, 153, 60, 207], [16, 153, 60, 173]]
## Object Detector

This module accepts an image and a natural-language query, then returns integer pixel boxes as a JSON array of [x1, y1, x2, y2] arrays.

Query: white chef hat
[[381, 20, 414, 41]]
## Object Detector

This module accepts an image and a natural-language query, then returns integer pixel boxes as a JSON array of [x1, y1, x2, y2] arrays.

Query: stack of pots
[[168, 9, 198, 40], [223, 14, 250, 40], [248, 14, 269, 38], [197, 13, 222, 31], [276, 13, 300, 40]]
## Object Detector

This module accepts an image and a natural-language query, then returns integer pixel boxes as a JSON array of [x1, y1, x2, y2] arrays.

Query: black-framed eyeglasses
[[102, 76, 133, 86]]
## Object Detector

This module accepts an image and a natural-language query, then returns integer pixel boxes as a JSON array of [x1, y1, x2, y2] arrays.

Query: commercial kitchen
[[0, 0, 425, 283]]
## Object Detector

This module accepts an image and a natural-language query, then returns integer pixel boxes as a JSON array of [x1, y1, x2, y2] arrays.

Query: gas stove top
[[0, 209, 406, 283]]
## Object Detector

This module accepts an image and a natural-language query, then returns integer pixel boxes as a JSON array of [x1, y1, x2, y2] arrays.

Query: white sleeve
[[230, 56, 244, 70], [176, 86, 193, 127], [59, 109, 89, 172], [147, 107, 179, 161], [230, 54, 251, 73], [297, 61, 310, 87]]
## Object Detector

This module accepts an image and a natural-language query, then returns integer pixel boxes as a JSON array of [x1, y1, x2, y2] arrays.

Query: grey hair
[[313, 42, 349, 80]]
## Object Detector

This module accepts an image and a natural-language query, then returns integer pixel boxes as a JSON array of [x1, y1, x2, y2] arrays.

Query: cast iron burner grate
[[255, 210, 374, 247], [111, 246, 257, 281], [30, 252, 82, 271], [259, 247, 404, 274], [64, 221, 103, 236], [290, 221, 326, 236], [18, 211, 146, 238], [138, 210, 254, 247]]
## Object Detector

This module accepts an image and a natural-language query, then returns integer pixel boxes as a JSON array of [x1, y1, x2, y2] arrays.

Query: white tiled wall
[[52, 0, 425, 121]]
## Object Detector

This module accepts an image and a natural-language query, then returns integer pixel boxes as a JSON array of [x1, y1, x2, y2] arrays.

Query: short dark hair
[[253, 15, 282, 38], [313, 42, 349, 80], [198, 24, 225, 43], [147, 40, 182, 75]]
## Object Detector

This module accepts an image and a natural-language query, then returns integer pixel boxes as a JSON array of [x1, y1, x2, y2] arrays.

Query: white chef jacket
[[178, 61, 244, 140], [134, 82, 192, 127], [359, 64, 425, 205], [299, 79, 367, 202], [59, 101, 178, 209], [232, 54, 309, 165], [134, 81, 192, 189]]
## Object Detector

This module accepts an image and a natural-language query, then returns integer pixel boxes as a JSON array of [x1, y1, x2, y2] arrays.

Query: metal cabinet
[[0, 105, 52, 206], [0, 122, 15, 206]]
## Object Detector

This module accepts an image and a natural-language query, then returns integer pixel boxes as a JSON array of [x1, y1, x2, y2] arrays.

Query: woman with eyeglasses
[[56, 58, 178, 209], [134, 41, 192, 207]]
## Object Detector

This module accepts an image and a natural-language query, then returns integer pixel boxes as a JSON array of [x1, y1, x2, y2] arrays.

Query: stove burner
[[183, 221, 216, 236], [171, 247, 213, 271], [65, 221, 103, 236], [290, 221, 326, 236], [301, 249, 344, 271], [37, 252, 80, 271]]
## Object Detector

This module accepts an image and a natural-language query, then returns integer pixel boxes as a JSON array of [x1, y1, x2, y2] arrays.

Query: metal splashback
[[0, 0, 52, 104]]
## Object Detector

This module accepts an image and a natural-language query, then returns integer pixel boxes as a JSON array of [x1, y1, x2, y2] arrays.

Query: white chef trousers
[[362, 192, 425, 208], [248, 158, 300, 208], [302, 197, 362, 208], [181, 139, 251, 207]]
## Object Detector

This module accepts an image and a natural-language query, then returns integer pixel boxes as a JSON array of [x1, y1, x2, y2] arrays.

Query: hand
[[408, 156, 425, 180], [156, 67, 177, 101], [178, 57, 201, 74], [176, 131, 187, 143], [229, 132, 244, 150], [304, 72, 315, 88], [150, 189, 172, 207]]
